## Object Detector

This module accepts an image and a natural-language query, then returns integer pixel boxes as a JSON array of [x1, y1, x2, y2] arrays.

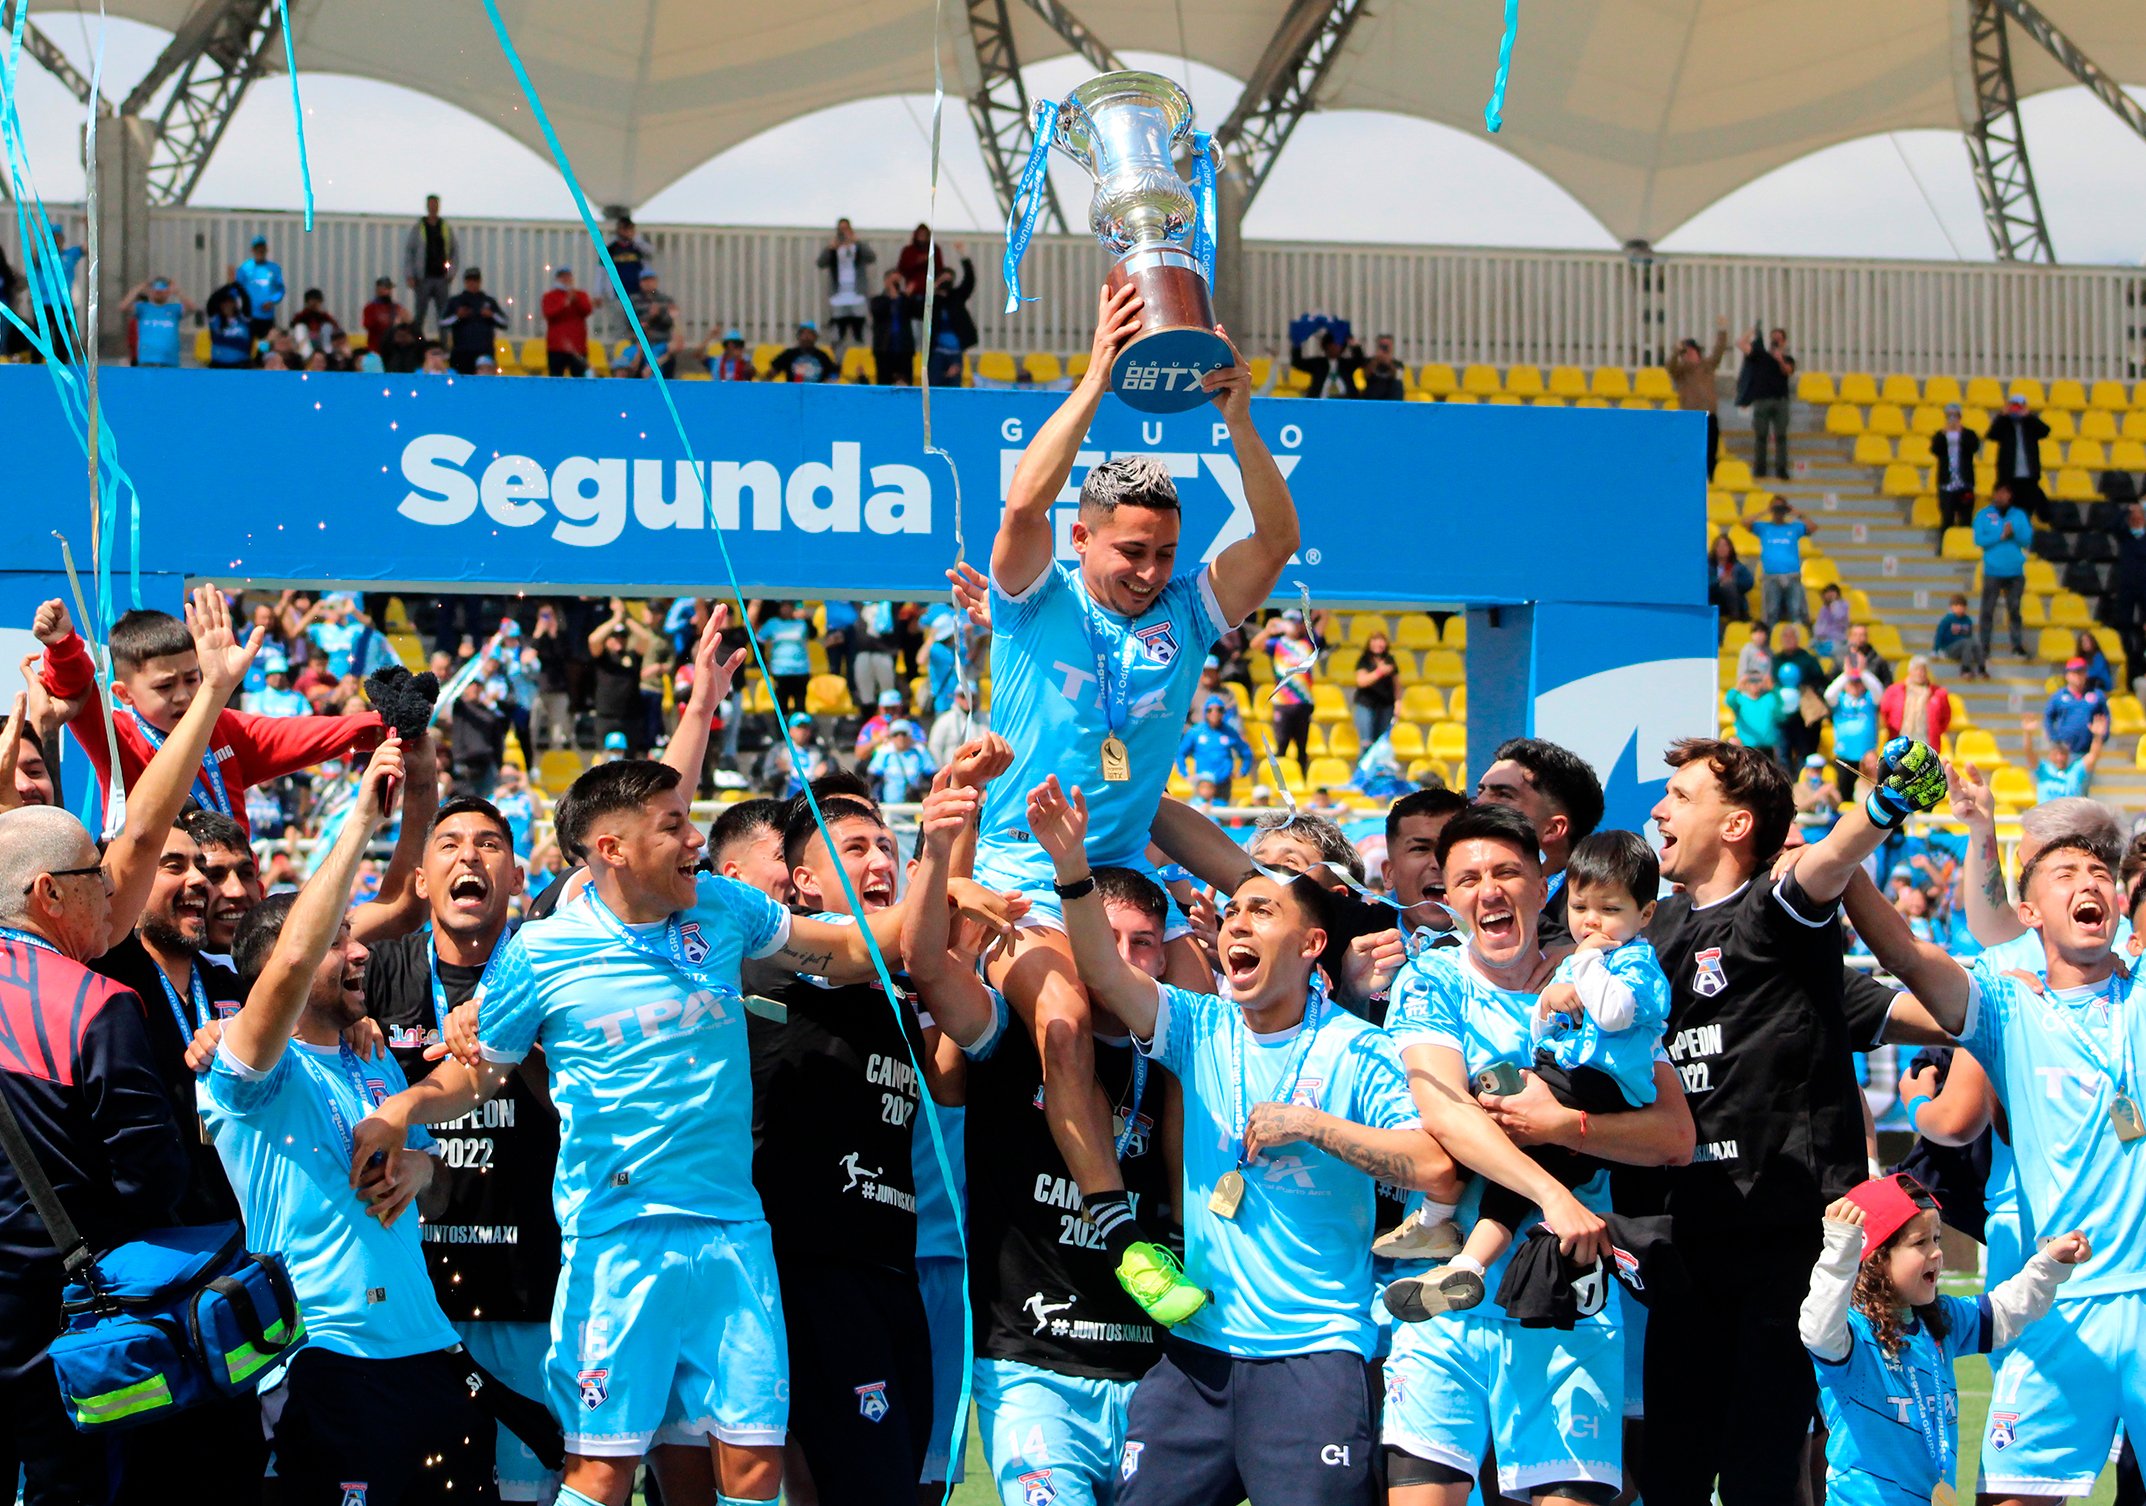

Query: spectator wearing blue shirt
[[1752, 497, 1817, 627], [757, 601, 816, 721], [925, 611, 967, 714], [2067, 629, 2114, 694], [1177, 697, 1255, 802], [234, 235, 285, 338], [206, 287, 253, 368], [1932, 592, 1988, 680], [1824, 667, 1883, 797], [866, 721, 936, 803], [1725, 668, 1784, 762], [2043, 658, 2110, 755], [1974, 482, 2034, 658], [2024, 711, 2106, 802], [241, 652, 313, 717], [122, 276, 195, 367]]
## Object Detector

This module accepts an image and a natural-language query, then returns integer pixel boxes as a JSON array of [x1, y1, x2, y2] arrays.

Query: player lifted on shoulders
[[974, 281, 1300, 1326]]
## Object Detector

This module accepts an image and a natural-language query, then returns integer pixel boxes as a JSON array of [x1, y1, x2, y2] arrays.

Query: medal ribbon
[[153, 960, 211, 1038], [1115, 1052, 1149, 1163], [1188, 130, 1218, 288], [579, 887, 721, 994], [1890, 1343, 1954, 1489], [1228, 979, 1328, 1164], [0, 924, 62, 957], [2035, 971, 2136, 1103], [317, 1039, 383, 1159], [1075, 581, 1138, 749], [123, 705, 232, 817]]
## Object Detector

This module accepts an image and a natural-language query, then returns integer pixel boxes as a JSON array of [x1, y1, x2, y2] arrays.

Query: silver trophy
[[1010, 70, 1233, 413]]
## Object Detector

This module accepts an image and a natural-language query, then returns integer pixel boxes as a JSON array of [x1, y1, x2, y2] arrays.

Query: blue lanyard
[[426, 938, 451, 1028], [316, 1040, 382, 1158], [153, 960, 211, 1037], [2036, 971, 2136, 1100], [123, 705, 232, 816], [579, 887, 718, 992], [1114, 1052, 1149, 1163], [1889, 1337, 1954, 1485], [0, 924, 61, 957], [1228, 983, 1327, 1164], [1075, 584, 1136, 742]]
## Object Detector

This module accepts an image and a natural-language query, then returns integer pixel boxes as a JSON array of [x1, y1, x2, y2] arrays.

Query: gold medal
[[1208, 1169, 1245, 1219], [1931, 1483, 1957, 1506], [1101, 733, 1131, 783], [2113, 1093, 2145, 1142]]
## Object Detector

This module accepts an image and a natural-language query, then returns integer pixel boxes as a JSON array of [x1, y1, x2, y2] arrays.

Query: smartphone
[[1472, 1061, 1525, 1097]]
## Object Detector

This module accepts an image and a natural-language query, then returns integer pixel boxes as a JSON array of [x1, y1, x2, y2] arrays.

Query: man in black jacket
[[924, 253, 976, 388], [869, 272, 920, 385], [1928, 402, 1981, 537], [440, 267, 508, 376], [1986, 392, 2052, 520], [2112, 501, 2146, 683]]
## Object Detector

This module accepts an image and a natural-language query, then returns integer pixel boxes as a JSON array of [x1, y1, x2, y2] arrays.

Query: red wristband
[[1578, 1110, 1589, 1141]]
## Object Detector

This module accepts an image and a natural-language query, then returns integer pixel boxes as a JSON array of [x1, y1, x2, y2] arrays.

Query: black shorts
[[265, 1347, 498, 1506], [1118, 1338, 1377, 1506], [779, 1257, 933, 1505]]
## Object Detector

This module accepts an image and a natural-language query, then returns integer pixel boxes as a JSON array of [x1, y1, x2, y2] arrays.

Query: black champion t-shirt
[[1617, 871, 1864, 1232], [92, 933, 247, 1227], [748, 966, 926, 1274], [965, 1015, 1167, 1381], [367, 931, 563, 1324]]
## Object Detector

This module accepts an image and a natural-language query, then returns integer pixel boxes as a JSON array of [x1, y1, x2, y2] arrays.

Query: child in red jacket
[[35, 597, 384, 837]]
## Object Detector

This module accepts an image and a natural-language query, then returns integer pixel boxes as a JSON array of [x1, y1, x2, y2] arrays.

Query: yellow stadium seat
[[1882, 464, 1925, 498], [2009, 378, 2047, 408], [492, 337, 518, 371], [1742, 488, 1776, 519], [1344, 613, 1388, 644], [1428, 723, 1470, 762], [1963, 376, 2005, 408], [1910, 495, 1940, 529], [1853, 435, 1894, 466], [587, 341, 610, 374], [1504, 365, 1545, 397], [1954, 729, 2001, 767], [2109, 696, 2146, 737], [1544, 365, 1588, 397], [2048, 379, 2088, 411], [1923, 376, 1963, 407], [2038, 628, 2080, 663], [1708, 493, 1741, 527], [838, 346, 876, 381], [536, 749, 586, 791], [2124, 412, 2146, 443], [2113, 440, 2146, 472], [1618, 397, 1653, 411], [1797, 372, 1838, 404], [1417, 363, 1457, 397], [2049, 592, 2095, 629], [1022, 351, 1062, 385], [1865, 624, 1907, 662], [1714, 458, 1755, 491], [1940, 527, 1980, 561], [2135, 735, 2146, 771], [1908, 405, 1946, 436], [2025, 558, 2059, 594], [1802, 558, 1841, 591], [2090, 380, 2129, 412], [2053, 468, 2096, 502], [1490, 394, 1524, 406], [1461, 364, 1501, 395], [1394, 614, 1440, 651], [1389, 723, 1427, 758], [750, 342, 780, 372], [1727, 525, 1760, 556], [519, 337, 546, 371], [1399, 685, 1445, 722], [805, 675, 855, 716], [1247, 355, 1273, 390], [1274, 756, 1306, 792], [1067, 352, 1090, 381], [1590, 368, 1632, 399], [1825, 403, 1865, 437], [1305, 757, 1354, 790], [2022, 594, 2049, 628], [1442, 392, 1479, 405], [2069, 440, 2109, 470], [1442, 616, 1467, 649], [192, 329, 211, 364], [1991, 765, 2037, 809], [1837, 374, 1879, 405], [1866, 404, 1907, 438], [1311, 683, 1349, 723], [1530, 395, 1568, 409], [1635, 368, 1675, 401], [1326, 723, 1361, 760], [1405, 759, 1446, 787], [975, 350, 1018, 385], [1449, 687, 1468, 722], [1418, 650, 1465, 687], [1573, 397, 1609, 409], [2045, 410, 2078, 441], [2036, 440, 2063, 472], [1879, 375, 1920, 405], [2080, 410, 2119, 443]]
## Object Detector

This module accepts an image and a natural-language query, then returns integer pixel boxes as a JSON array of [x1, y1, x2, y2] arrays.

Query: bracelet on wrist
[[1905, 1094, 1934, 1127], [1052, 872, 1096, 901]]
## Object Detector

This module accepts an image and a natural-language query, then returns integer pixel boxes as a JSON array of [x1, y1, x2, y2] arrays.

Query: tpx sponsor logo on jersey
[[577, 1369, 609, 1409], [855, 1380, 890, 1423], [1691, 946, 1727, 998], [1133, 621, 1180, 665], [397, 437, 934, 547]]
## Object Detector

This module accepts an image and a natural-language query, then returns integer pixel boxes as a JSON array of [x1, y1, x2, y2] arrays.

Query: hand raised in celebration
[[945, 561, 993, 634], [31, 598, 72, 647], [917, 776, 982, 849], [947, 732, 1013, 791], [186, 584, 265, 700], [1086, 282, 1145, 386], [1026, 776, 1090, 870], [686, 601, 748, 714], [1945, 759, 1995, 828], [1341, 927, 1406, 1002]]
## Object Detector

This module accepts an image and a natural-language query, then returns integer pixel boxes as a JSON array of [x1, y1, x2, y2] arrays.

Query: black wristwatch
[[1052, 873, 1096, 901]]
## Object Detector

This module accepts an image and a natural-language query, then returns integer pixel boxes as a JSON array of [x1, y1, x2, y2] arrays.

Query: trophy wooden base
[[1106, 246, 1233, 413]]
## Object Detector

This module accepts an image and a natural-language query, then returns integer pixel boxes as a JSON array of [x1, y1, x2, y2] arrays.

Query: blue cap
[[1205, 695, 1230, 711], [251, 235, 267, 247], [1203, 655, 1220, 670], [788, 711, 814, 728], [602, 730, 628, 751], [722, 328, 744, 343], [554, 266, 571, 279], [798, 320, 817, 332], [260, 649, 289, 674]]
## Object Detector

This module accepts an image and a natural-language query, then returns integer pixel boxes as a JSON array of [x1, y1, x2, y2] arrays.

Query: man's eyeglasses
[[26, 863, 104, 896]]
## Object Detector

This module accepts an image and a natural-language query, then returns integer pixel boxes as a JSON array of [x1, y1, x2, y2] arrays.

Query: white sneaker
[[1383, 1264, 1487, 1323], [1371, 1208, 1463, 1262]]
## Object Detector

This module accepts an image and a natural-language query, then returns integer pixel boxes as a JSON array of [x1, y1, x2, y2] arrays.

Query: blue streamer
[[276, 0, 314, 230], [1484, 0, 1519, 133], [475, 1, 973, 1490], [1189, 128, 1217, 287], [1001, 97, 1058, 314]]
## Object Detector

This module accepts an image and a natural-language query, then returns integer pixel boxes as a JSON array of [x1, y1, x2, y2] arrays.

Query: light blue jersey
[[1814, 1298, 1990, 1506], [868, 743, 936, 804], [309, 620, 364, 678], [760, 616, 812, 677], [476, 874, 792, 1237], [977, 562, 1229, 894], [1141, 983, 1422, 1359], [200, 1039, 459, 1361], [2034, 760, 2092, 802], [1533, 937, 1671, 1107], [1960, 958, 2146, 1301]]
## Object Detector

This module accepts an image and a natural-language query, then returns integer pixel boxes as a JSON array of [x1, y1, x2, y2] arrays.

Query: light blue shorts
[[1981, 1290, 2146, 1498], [1382, 1300, 1624, 1495], [918, 1254, 969, 1485], [974, 852, 1193, 943], [456, 1319, 558, 1501], [548, 1214, 788, 1456], [974, 1357, 1138, 1506]]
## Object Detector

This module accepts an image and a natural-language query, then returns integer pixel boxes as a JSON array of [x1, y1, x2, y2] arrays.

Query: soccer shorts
[[780, 1257, 934, 1506], [918, 1253, 970, 1485], [263, 1347, 498, 1505], [1382, 1303, 1623, 1495], [975, 851, 1193, 943], [973, 1357, 1137, 1506], [1117, 1339, 1378, 1506], [549, 1214, 788, 1456], [1981, 1290, 2146, 1498], [457, 1320, 557, 1502]]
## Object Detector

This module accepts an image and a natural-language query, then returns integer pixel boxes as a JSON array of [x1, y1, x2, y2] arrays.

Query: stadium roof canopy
[[50, 0, 2146, 245]]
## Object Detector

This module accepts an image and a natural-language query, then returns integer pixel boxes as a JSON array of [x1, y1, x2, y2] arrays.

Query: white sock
[[1416, 1200, 1457, 1225], [1451, 1253, 1486, 1277]]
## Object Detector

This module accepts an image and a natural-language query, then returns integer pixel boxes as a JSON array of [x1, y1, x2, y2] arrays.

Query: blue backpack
[[0, 1084, 304, 1431]]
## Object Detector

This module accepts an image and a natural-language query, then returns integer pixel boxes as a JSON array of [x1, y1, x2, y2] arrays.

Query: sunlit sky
[[6, 16, 2145, 263]]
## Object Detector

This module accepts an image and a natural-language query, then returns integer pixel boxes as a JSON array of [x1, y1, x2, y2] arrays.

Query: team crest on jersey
[[1133, 621, 1179, 665], [1121, 1110, 1154, 1159], [677, 921, 711, 966], [1692, 946, 1727, 998], [1017, 1469, 1056, 1505], [1291, 1076, 1325, 1109], [339, 1486, 368, 1506], [1990, 1411, 2018, 1450], [577, 1369, 609, 1409], [362, 1076, 388, 1107], [855, 1381, 889, 1422], [1611, 1243, 1644, 1291], [1120, 1442, 1144, 1481]]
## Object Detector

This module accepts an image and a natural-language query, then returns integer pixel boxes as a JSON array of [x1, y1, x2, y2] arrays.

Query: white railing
[[9, 206, 2144, 379]]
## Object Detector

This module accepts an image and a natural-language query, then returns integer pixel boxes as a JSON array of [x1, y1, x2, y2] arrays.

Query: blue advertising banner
[[0, 368, 1704, 609]]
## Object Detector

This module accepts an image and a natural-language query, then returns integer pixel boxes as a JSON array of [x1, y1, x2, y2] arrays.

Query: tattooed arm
[[1241, 1102, 1456, 1192], [1950, 762, 2024, 948], [773, 908, 907, 984]]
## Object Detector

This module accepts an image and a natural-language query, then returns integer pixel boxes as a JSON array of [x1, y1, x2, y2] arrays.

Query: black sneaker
[[1382, 1264, 1487, 1323]]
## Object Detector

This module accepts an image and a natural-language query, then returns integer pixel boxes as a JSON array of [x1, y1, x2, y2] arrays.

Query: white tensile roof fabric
[[72, 0, 2146, 243]]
